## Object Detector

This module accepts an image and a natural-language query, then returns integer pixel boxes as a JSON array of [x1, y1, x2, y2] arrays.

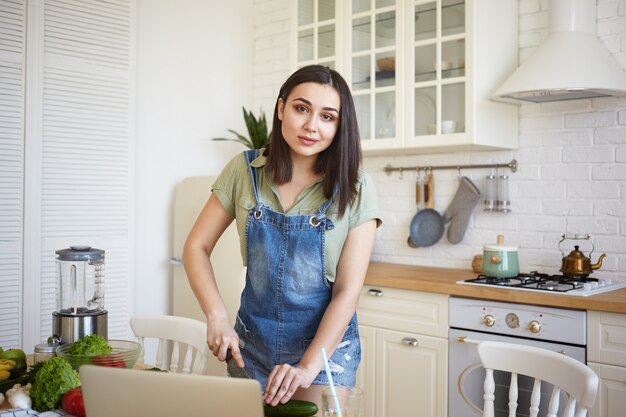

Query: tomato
[[62, 386, 86, 417], [92, 356, 125, 368]]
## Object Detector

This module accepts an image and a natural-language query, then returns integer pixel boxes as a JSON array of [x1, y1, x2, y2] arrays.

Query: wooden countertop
[[364, 262, 626, 314]]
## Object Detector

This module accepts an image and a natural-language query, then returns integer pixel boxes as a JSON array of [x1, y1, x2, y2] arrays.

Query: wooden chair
[[477, 341, 598, 417], [130, 314, 211, 375]]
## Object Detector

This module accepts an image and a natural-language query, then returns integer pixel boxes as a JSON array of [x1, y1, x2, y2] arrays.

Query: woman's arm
[[263, 218, 377, 405], [182, 193, 245, 367]]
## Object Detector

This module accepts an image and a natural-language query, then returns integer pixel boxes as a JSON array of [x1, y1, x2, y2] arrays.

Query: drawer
[[588, 311, 626, 366], [357, 285, 448, 338]]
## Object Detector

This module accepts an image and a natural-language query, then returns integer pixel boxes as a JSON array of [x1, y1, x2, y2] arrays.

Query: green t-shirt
[[212, 151, 382, 282]]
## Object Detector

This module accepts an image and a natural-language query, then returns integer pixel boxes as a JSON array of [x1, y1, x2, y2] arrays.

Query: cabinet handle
[[367, 288, 383, 297], [169, 257, 183, 266], [402, 337, 419, 347]]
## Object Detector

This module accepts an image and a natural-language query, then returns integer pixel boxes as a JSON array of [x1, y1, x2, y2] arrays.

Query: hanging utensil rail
[[383, 159, 517, 175]]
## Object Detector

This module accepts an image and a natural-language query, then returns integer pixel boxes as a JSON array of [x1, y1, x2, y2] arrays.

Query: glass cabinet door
[[350, 0, 399, 145], [296, 0, 338, 68], [412, 0, 465, 137]]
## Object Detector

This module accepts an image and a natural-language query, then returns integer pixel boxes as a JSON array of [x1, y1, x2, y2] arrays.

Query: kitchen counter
[[365, 262, 626, 313]]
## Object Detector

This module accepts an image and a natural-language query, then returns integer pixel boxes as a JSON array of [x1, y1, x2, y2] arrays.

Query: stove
[[458, 271, 626, 296]]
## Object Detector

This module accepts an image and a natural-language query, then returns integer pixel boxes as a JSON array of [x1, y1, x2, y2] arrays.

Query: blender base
[[51, 309, 108, 345]]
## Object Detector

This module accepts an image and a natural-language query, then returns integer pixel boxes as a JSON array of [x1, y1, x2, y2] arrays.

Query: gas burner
[[538, 281, 560, 291], [459, 271, 626, 296]]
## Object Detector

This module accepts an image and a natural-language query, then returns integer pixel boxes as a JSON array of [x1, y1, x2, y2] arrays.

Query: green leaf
[[211, 106, 271, 149]]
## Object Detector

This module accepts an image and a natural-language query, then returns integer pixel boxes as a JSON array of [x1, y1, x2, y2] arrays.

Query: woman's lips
[[298, 135, 318, 146]]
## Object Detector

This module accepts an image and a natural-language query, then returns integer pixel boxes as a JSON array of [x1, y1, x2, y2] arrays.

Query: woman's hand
[[263, 363, 317, 406], [206, 315, 244, 368]]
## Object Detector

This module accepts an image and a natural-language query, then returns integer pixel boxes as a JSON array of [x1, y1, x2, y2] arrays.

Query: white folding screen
[[0, 0, 135, 351], [0, 0, 26, 349]]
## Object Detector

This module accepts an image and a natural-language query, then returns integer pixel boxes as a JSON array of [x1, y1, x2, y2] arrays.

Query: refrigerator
[[171, 176, 245, 376]]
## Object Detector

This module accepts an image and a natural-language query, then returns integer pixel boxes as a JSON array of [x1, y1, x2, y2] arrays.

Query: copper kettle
[[558, 234, 606, 277]]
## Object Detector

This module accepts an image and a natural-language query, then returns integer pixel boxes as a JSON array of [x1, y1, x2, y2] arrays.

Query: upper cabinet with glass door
[[349, 0, 403, 152], [295, 0, 339, 69], [292, 0, 518, 155], [403, 0, 518, 153]]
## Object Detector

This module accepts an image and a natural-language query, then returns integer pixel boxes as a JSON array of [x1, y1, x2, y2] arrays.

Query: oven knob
[[482, 315, 495, 327], [528, 320, 542, 333]]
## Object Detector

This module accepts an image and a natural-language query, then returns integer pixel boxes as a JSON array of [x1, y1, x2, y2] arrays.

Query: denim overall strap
[[229, 152, 360, 389], [244, 149, 261, 207]]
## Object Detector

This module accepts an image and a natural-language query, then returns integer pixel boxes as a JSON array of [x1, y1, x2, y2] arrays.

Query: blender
[[50, 245, 108, 345]]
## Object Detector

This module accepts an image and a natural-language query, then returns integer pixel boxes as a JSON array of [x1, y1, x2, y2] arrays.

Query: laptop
[[80, 365, 264, 417]]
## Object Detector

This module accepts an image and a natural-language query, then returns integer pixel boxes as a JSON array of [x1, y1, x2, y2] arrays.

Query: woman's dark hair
[[265, 65, 362, 217]]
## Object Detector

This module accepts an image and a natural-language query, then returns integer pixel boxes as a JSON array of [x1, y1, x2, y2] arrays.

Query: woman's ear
[[277, 98, 284, 121]]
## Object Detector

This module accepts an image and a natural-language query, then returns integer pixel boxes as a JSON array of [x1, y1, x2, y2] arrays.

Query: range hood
[[493, 0, 626, 104]]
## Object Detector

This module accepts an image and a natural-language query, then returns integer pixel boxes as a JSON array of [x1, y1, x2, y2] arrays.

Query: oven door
[[448, 328, 586, 417]]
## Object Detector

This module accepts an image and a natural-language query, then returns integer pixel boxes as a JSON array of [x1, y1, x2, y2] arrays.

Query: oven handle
[[456, 336, 480, 344]]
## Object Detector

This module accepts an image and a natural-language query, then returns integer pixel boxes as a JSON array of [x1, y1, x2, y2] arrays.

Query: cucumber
[[263, 399, 318, 417]]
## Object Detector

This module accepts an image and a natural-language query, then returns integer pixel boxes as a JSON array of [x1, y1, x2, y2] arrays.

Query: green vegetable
[[30, 356, 80, 411], [67, 334, 112, 356], [142, 367, 168, 372], [0, 359, 45, 395], [263, 399, 318, 417]]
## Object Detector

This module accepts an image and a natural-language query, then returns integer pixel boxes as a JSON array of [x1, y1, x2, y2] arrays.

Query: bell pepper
[[61, 386, 85, 417]]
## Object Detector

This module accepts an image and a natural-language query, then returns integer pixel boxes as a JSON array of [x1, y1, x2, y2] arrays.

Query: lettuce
[[67, 334, 112, 356], [30, 357, 80, 411]]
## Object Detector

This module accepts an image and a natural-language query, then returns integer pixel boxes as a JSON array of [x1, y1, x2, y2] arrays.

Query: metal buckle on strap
[[309, 216, 321, 227], [254, 209, 263, 220]]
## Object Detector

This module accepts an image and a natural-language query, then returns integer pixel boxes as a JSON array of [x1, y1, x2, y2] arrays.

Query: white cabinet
[[587, 311, 626, 417], [356, 285, 448, 417], [292, 0, 518, 155]]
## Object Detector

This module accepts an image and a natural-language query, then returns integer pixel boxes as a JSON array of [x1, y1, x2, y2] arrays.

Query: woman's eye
[[296, 105, 308, 113], [322, 114, 335, 122]]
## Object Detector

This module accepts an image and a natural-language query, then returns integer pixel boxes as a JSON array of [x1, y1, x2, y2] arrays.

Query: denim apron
[[227, 150, 360, 389]]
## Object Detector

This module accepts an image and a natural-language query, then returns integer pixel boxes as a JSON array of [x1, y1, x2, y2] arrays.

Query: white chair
[[477, 341, 598, 417], [130, 314, 211, 375]]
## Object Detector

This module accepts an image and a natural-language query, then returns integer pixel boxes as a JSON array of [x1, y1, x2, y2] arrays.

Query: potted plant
[[212, 107, 271, 150]]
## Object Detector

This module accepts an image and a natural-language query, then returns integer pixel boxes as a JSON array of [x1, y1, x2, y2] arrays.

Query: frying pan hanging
[[408, 172, 444, 247]]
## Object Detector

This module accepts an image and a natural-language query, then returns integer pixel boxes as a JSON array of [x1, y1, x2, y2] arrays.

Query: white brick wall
[[253, 0, 626, 280]]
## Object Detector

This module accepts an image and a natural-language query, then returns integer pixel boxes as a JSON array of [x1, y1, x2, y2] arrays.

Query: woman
[[183, 65, 380, 407]]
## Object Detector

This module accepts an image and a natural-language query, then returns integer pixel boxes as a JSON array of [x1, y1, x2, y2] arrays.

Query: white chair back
[[130, 314, 210, 375], [477, 341, 598, 417]]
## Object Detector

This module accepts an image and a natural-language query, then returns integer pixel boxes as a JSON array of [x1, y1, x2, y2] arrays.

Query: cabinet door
[[588, 362, 626, 417], [408, 0, 465, 142], [294, 0, 340, 69], [588, 311, 626, 367], [348, 0, 402, 151], [0, 0, 25, 349], [357, 324, 376, 417], [376, 328, 447, 417]]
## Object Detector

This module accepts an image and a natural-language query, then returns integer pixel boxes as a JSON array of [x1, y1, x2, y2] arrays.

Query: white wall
[[253, 0, 626, 280], [134, 0, 254, 314]]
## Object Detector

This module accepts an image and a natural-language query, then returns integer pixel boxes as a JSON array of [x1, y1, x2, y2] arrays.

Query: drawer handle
[[367, 288, 383, 297], [402, 337, 419, 347]]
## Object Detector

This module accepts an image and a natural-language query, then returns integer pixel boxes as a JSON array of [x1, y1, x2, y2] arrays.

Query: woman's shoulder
[[355, 168, 376, 192]]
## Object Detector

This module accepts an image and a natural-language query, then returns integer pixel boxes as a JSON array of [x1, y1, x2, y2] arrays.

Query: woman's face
[[277, 82, 340, 159]]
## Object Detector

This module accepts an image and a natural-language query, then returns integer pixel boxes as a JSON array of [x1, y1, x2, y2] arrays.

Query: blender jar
[[56, 245, 105, 314], [52, 245, 108, 345]]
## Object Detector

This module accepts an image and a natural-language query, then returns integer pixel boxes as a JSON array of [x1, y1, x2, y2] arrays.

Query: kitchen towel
[[0, 409, 69, 417], [443, 176, 481, 244]]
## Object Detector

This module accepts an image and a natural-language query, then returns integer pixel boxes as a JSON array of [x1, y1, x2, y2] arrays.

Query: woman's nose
[[304, 115, 318, 132]]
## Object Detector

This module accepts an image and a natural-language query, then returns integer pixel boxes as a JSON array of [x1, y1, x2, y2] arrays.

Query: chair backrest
[[477, 341, 598, 417], [129, 314, 211, 375]]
